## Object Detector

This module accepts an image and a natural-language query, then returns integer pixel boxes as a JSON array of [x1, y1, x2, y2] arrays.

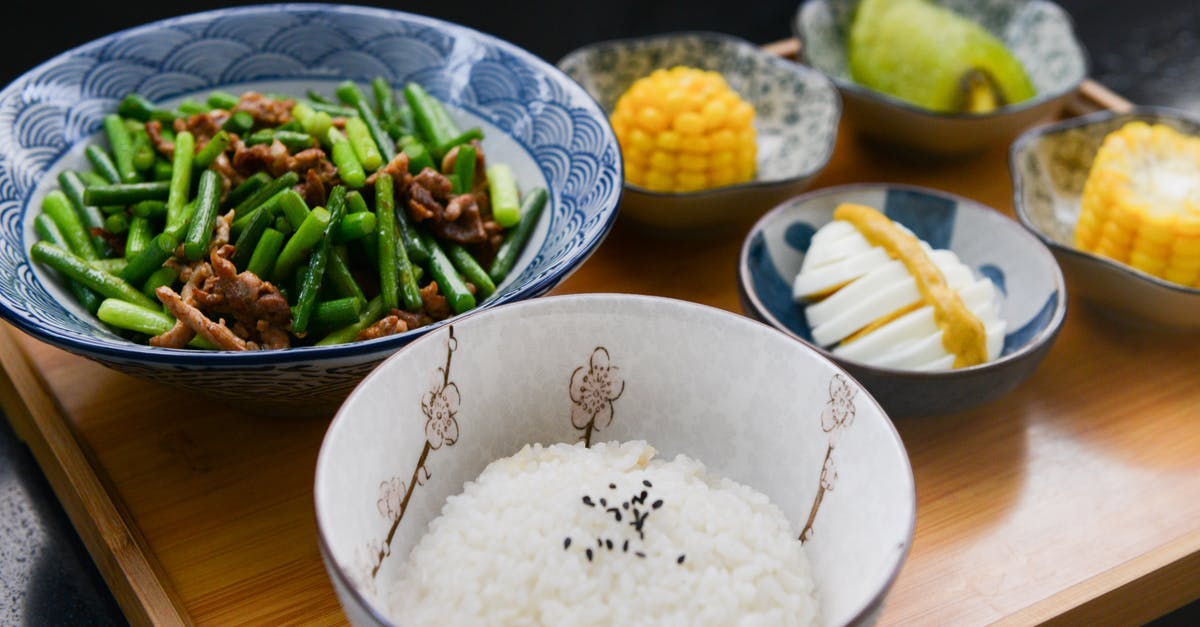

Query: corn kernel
[[610, 66, 757, 192]]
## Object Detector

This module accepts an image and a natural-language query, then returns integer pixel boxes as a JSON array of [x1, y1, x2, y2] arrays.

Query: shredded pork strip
[[156, 285, 249, 351]]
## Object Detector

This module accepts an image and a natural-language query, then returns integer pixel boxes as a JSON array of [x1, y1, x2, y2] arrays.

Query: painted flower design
[[570, 347, 625, 431], [820, 374, 857, 435], [377, 477, 406, 520], [421, 374, 460, 449], [820, 454, 838, 491]]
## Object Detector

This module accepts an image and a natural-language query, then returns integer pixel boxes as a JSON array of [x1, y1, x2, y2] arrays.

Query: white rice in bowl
[[389, 440, 819, 626]]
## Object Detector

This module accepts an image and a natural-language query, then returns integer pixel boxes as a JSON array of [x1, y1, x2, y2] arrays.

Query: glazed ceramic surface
[[315, 294, 915, 626], [739, 184, 1066, 417], [794, 0, 1087, 155], [1011, 107, 1200, 330], [559, 32, 840, 234], [0, 4, 621, 409]]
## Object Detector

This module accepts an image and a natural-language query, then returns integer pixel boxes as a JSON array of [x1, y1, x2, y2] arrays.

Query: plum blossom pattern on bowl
[[364, 327, 460, 581], [801, 374, 857, 543], [570, 346, 625, 446]]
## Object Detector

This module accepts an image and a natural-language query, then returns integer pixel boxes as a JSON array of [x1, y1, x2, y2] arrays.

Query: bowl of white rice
[[314, 294, 916, 626]]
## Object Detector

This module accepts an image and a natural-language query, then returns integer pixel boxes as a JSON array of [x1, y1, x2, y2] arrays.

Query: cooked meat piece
[[156, 286, 249, 351], [395, 309, 433, 331], [232, 138, 291, 178], [210, 152, 245, 189], [468, 219, 506, 268], [298, 168, 327, 207], [173, 111, 228, 145], [149, 319, 196, 349], [355, 314, 409, 341], [150, 261, 213, 348], [209, 210, 233, 253], [429, 193, 487, 244], [196, 245, 291, 322], [413, 168, 452, 199], [288, 148, 326, 172], [407, 178, 440, 222], [232, 92, 293, 129], [256, 320, 291, 350], [419, 281, 453, 321], [365, 153, 411, 188], [146, 120, 175, 160]]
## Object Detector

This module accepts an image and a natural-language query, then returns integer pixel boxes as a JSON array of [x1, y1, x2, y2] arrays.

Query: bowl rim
[[0, 2, 623, 366], [1009, 105, 1200, 297], [314, 292, 917, 627], [557, 30, 843, 199], [738, 182, 1069, 380], [792, 0, 1090, 121]]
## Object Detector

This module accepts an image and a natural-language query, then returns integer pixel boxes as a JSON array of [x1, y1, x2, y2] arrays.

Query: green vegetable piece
[[230, 204, 273, 271], [375, 173, 399, 310], [345, 117, 383, 171], [193, 130, 230, 170], [176, 99, 209, 115], [141, 266, 177, 301], [182, 170, 223, 261], [292, 187, 347, 335], [489, 187, 547, 283], [34, 214, 101, 313], [226, 172, 271, 208], [452, 145, 476, 194], [152, 158, 174, 182], [207, 90, 240, 110], [127, 121, 155, 172], [104, 212, 129, 235], [372, 77, 398, 122], [57, 170, 108, 253], [328, 127, 366, 188], [31, 241, 156, 309], [85, 145, 121, 184], [83, 181, 170, 206], [271, 206, 330, 283], [41, 190, 99, 261], [345, 190, 368, 214], [132, 200, 167, 220], [398, 136, 435, 174], [90, 258, 128, 274], [165, 130, 195, 233], [333, 211, 376, 243], [96, 299, 213, 348], [447, 244, 495, 298], [125, 216, 154, 259], [117, 94, 177, 123], [222, 110, 254, 135], [487, 163, 521, 228], [437, 127, 484, 157], [315, 295, 386, 346], [418, 230, 476, 314], [404, 83, 460, 158], [247, 228, 285, 279], [312, 296, 363, 328], [302, 99, 358, 118], [103, 114, 140, 183], [325, 245, 366, 304], [234, 171, 300, 216], [120, 233, 177, 285]]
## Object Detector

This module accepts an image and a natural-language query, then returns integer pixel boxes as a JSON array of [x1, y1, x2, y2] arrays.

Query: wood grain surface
[[3, 79, 1198, 625]]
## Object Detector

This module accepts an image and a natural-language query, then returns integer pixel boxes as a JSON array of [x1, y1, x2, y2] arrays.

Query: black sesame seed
[[606, 539, 613, 550], [652, 499, 663, 509], [582, 496, 594, 507], [622, 502, 629, 510], [597, 537, 603, 547], [586, 548, 593, 561], [643, 480, 652, 487], [609, 483, 616, 489], [636, 551, 646, 558], [599, 497, 607, 507], [677, 554, 685, 564], [622, 540, 629, 552], [564, 537, 571, 549]]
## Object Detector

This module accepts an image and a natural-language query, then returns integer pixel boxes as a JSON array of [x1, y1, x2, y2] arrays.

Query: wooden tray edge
[[762, 37, 1133, 117], [0, 322, 192, 627]]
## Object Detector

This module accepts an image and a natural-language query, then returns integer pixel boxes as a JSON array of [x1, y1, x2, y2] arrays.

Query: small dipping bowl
[[1011, 107, 1200, 330], [559, 31, 841, 235], [738, 183, 1067, 417]]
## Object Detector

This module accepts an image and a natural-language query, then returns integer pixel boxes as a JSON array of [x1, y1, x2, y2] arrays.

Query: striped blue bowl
[[0, 4, 621, 410], [738, 183, 1066, 417]]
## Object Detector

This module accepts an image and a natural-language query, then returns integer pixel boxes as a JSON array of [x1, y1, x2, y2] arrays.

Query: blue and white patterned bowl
[[794, 0, 1088, 155], [559, 32, 840, 235], [1011, 107, 1200, 330], [738, 184, 1067, 417], [0, 4, 621, 411]]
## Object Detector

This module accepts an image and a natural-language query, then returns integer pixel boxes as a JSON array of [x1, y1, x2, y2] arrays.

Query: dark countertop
[[0, 1, 1195, 624]]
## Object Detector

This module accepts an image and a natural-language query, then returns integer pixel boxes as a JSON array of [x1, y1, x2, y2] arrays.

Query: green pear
[[848, 0, 1037, 113]]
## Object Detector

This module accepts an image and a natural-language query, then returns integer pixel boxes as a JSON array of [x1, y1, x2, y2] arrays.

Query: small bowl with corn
[[1011, 107, 1200, 330], [558, 32, 840, 235]]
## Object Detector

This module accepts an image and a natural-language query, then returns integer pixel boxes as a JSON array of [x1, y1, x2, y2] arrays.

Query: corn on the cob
[[610, 67, 756, 193], [1076, 121, 1200, 287]]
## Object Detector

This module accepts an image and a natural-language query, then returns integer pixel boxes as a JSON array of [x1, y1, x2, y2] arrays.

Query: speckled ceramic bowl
[[0, 5, 622, 411], [559, 32, 840, 235], [316, 294, 915, 626], [738, 184, 1066, 417], [1011, 107, 1200, 330], [794, 0, 1087, 155]]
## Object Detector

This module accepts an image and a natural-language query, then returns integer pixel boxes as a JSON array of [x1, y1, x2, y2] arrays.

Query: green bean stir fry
[[31, 78, 547, 350]]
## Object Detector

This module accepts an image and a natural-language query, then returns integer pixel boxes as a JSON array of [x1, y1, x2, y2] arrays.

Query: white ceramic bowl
[[315, 294, 916, 626]]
